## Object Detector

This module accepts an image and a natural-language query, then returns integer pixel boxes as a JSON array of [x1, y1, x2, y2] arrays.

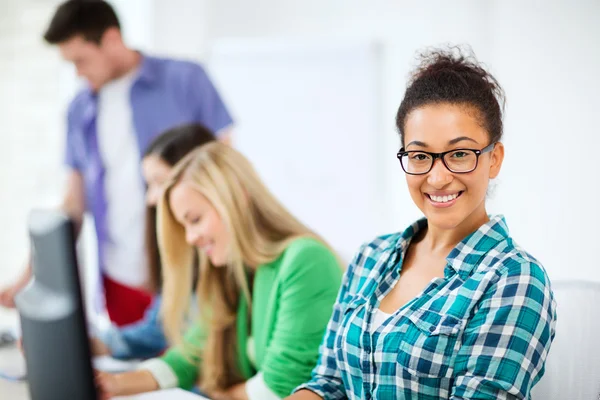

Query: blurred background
[[0, 0, 599, 328]]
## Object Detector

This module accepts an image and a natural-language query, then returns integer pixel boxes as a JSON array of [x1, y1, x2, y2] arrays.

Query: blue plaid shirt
[[296, 215, 556, 399]]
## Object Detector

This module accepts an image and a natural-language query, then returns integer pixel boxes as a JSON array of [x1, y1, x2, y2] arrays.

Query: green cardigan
[[159, 237, 343, 397]]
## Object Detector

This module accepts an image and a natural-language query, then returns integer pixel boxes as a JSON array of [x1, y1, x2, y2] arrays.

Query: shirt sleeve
[[99, 296, 168, 360], [185, 63, 234, 137], [64, 99, 84, 171], [246, 372, 281, 400], [293, 245, 365, 400], [259, 240, 342, 398], [138, 358, 179, 390], [153, 322, 207, 391], [450, 260, 557, 399]]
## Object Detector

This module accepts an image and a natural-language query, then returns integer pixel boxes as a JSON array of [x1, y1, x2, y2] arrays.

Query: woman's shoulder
[[276, 236, 341, 280], [470, 238, 556, 331], [464, 231, 552, 303], [324, 232, 404, 301], [347, 232, 405, 277], [455, 215, 551, 290], [491, 237, 550, 286], [283, 236, 331, 256], [354, 219, 426, 271]]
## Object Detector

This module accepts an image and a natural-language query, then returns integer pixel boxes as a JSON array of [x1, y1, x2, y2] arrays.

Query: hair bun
[[396, 45, 505, 145]]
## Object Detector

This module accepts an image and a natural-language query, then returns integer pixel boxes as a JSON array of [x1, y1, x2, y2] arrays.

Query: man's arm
[[0, 170, 86, 308]]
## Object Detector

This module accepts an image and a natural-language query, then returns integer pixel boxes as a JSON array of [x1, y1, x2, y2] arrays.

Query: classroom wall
[[152, 0, 209, 59], [485, 0, 600, 283]]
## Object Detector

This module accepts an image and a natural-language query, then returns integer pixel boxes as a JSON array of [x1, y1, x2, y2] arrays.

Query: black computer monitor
[[15, 210, 98, 400]]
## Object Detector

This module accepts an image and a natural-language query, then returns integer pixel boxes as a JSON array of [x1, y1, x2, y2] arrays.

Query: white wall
[[486, 0, 600, 283], [110, 0, 155, 52], [152, 0, 208, 59]]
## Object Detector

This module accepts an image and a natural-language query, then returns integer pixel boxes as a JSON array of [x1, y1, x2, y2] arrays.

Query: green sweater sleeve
[[159, 322, 207, 390], [261, 238, 343, 397]]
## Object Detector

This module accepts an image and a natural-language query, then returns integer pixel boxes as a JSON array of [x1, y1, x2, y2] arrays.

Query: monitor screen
[[15, 210, 98, 400]]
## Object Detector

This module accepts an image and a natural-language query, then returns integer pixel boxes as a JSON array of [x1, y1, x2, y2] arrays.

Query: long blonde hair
[[157, 142, 332, 392]]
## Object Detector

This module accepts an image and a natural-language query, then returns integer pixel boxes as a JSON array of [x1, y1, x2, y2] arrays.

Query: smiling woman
[[289, 46, 557, 400]]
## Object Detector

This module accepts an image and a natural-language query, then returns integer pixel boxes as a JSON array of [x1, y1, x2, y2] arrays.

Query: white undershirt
[[96, 68, 147, 287], [371, 309, 393, 332]]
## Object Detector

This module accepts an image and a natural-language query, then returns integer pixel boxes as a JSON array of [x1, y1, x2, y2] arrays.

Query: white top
[[139, 337, 281, 399], [245, 337, 279, 399], [96, 68, 148, 287], [371, 309, 393, 332]]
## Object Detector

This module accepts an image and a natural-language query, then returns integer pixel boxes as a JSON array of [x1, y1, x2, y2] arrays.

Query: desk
[[0, 346, 205, 399], [0, 379, 28, 399], [0, 378, 28, 399]]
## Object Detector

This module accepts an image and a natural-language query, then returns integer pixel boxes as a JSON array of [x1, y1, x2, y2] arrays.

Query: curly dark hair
[[395, 45, 506, 146]]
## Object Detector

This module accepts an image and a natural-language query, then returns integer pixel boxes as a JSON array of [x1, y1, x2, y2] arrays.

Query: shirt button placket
[[362, 331, 373, 399]]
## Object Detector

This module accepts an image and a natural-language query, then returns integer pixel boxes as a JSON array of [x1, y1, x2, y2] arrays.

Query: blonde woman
[[96, 142, 343, 400]]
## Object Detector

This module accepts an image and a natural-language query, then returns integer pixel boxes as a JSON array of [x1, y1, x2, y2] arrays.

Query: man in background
[[0, 0, 233, 326]]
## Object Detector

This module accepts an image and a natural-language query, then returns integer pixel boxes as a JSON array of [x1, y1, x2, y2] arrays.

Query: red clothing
[[103, 275, 153, 327]]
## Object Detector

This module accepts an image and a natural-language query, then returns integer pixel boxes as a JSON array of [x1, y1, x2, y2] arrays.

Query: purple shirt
[[64, 54, 233, 276]]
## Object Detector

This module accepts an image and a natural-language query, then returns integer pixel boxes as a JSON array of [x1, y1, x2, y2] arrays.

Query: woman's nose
[[427, 159, 453, 188], [185, 228, 201, 246]]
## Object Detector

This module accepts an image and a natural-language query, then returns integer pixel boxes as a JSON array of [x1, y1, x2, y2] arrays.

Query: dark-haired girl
[[90, 123, 215, 360], [289, 47, 557, 399]]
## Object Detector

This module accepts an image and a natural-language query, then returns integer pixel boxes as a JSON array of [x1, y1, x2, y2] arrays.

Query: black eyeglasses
[[397, 142, 496, 175]]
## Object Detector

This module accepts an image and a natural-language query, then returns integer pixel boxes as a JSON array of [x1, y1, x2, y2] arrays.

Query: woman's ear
[[489, 142, 505, 179]]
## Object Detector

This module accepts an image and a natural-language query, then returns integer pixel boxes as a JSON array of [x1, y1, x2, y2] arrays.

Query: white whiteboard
[[208, 40, 384, 261]]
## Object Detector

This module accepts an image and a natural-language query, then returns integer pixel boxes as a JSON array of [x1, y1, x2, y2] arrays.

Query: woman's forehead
[[404, 104, 488, 148]]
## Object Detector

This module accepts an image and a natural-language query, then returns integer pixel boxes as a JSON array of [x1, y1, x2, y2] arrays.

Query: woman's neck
[[421, 206, 490, 256]]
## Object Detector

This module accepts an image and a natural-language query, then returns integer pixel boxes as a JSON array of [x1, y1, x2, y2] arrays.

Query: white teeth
[[430, 193, 459, 203]]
